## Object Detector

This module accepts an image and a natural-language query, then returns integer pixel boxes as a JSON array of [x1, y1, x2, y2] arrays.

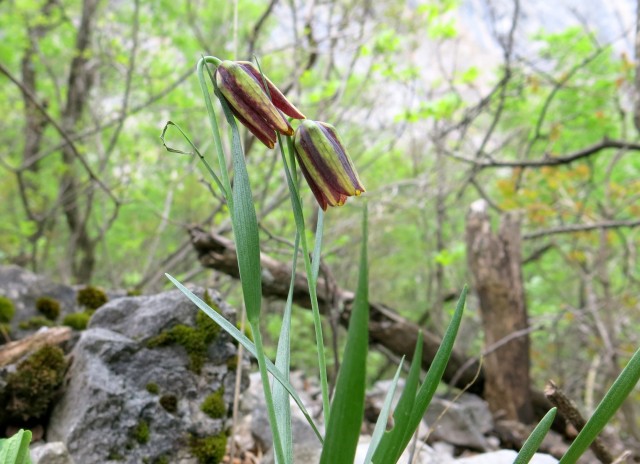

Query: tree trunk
[[60, 0, 101, 283], [465, 199, 534, 423]]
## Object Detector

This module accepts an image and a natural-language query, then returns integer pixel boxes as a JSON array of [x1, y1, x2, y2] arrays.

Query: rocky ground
[[0, 265, 574, 463]]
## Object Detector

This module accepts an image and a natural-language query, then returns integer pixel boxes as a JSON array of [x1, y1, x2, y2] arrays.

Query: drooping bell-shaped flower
[[215, 60, 305, 148], [293, 120, 365, 211]]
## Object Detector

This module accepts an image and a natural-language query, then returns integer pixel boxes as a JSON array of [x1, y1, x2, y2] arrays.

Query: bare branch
[[524, 219, 640, 240]]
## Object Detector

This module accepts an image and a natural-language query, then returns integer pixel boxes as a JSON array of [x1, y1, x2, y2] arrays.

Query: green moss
[[76, 285, 108, 310], [200, 388, 226, 419], [133, 419, 150, 444], [159, 394, 178, 413], [0, 296, 16, 323], [19, 316, 55, 330], [146, 295, 224, 373], [225, 356, 238, 371], [35, 297, 61, 321], [127, 289, 142, 296], [62, 311, 92, 331], [107, 451, 125, 461], [189, 433, 227, 464], [145, 383, 159, 395], [1, 345, 67, 423], [154, 457, 169, 464]]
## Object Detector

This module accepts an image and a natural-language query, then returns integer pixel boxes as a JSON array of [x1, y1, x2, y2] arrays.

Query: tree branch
[[524, 219, 640, 240]]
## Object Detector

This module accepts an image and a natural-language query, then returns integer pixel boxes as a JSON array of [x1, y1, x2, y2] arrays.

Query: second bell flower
[[293, 120, 365, 211], [215, 60, 305, 149]]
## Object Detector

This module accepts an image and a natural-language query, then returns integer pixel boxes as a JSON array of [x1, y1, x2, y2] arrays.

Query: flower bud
[[215, 61, 305, 148], [293, 120, 365, 211]]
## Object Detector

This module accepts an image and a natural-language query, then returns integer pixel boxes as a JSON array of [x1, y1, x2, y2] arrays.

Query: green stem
[[196, 56, 232, 204], [250, 322, 287, 464], [278, 133, 331, 425]]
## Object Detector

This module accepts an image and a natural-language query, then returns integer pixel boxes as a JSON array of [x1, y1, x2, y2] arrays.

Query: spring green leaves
[[0, 429, 32, 464]]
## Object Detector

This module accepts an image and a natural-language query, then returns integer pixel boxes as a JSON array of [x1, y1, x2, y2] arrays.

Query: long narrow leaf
[[212, 68, 285, 464], [515, 408, 557, 464], [273, 233, 300, 464], [364, 357, 405, 464], [396, 286, 468, 461], [560, 346, 640, 463], [320, 206, 369, 464], [165, 274, 323, 443], [0, 429, 32, 464], [372, 332, 424, 463]]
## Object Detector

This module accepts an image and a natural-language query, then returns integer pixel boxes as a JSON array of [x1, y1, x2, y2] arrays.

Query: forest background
[[1, 0, 640, 445]]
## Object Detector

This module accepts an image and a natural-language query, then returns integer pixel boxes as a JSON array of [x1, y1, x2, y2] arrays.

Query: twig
[[545, 380, 614, 463]]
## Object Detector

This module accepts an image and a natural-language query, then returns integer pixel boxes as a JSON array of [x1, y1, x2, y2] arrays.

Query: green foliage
[[159, 394, 178, 414], [35, 297, 61, 321], [145, 383, 159, 395], [0, 296, 16, 323], [189, 434, 227, 464], [18, 316, 55, 330], [0, 429, 32, 464], [62, 311, 92, 331], [200, 389, 226, 419], [76, 286, 108, 310], [132, 419, 150, 444], [0, 345, 66, 424]]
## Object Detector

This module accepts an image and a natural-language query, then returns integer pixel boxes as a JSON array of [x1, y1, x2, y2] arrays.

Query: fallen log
[[189, 226, 484, 394], [189, 227, 562, 430]]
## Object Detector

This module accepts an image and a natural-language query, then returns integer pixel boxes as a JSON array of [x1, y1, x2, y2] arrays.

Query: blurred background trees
[[1, 0, 640, 442]]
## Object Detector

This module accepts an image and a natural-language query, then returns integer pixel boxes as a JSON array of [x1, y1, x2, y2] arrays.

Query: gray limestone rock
[[0, 265, 78, 337], [31, 441, 75, 464], [47, 288, 244, 464], [424, 393, 494, 451]]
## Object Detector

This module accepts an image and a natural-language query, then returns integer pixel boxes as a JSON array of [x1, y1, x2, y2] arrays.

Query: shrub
[[0, 296, 16, 323], [36, 296, 61, 321], [76, 286, 108, 310]]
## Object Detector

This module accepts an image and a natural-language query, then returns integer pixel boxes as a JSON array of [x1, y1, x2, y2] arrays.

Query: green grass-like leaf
[[373, 332, 423, 463], [560, 346, 640, 463], [364, 357, 405, 464], [0, 429, 32, 464], [273, 233, 300, 464], [320, 206, 369, 464], [515, 408, 557, 464], [165, 274, 323, 444]]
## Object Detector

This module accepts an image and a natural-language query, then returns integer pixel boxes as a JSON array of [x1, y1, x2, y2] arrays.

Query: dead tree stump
[[466, 199, 534, 423]]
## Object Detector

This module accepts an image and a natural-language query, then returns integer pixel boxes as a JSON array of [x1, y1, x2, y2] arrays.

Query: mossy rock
[[189, 433, 227, 464], [19, 316, 55, 330], [36, 296, 61, 321], [62, 311, 92, 331], [225, 356, 238, 371], [0, 296, 16, 323], [145, 383, 159, 395], [146, 301, 223, 373], [76, 285, 108, 310], [0, 345, 67, 424], [200, 388, 226, 419], [133, 419, 150, 444], [159, 394, 178, 414]]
